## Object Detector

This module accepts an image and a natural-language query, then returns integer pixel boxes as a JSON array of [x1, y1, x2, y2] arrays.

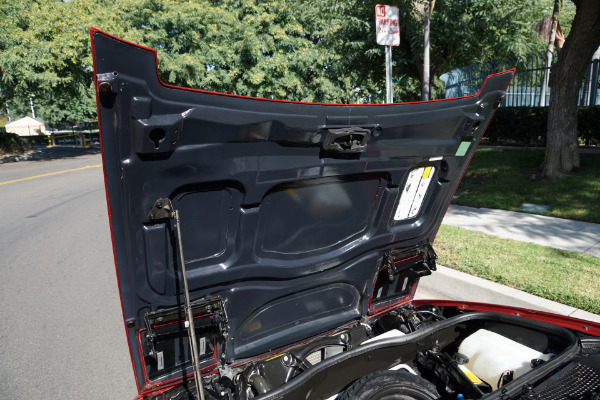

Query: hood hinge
[[414, 244, 438, 277], [387, 244, 437, 277]]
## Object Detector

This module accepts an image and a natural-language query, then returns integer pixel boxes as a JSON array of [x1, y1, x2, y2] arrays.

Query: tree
[[0, 0, 569, 120], [542, 0, 600, 178], [318, 0, 551, 103], [0, 0, 354, 120], [420, 0, 435, 101], [0, 0, 127, 123], [118, 0, 350, 102]]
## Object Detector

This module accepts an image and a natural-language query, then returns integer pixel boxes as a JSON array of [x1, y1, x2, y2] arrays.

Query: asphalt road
[[0, 148, 447, 399], [0, 151, 137, 399]]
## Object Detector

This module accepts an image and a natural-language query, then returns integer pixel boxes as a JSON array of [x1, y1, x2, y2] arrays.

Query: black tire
[[340, 370, 440, 400]]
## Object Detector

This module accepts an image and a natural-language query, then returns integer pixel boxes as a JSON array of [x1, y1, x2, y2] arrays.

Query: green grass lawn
[[453, 148, 600, 223], [435, 225, 600, 315]]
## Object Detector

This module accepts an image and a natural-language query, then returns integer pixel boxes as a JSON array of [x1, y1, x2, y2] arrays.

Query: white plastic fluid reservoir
[[457, 329, 552, 389]]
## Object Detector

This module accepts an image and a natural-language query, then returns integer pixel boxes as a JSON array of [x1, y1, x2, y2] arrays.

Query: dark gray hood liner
[[91, 28, 513, 392]]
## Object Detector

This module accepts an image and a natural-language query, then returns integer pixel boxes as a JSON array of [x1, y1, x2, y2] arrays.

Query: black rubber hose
[[248, 374, 271, 395]]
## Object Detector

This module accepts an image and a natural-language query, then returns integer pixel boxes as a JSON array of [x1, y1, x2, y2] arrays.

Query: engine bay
[[145, 306, 600, 400]]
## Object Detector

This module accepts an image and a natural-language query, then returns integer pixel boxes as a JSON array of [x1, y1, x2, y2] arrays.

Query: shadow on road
[[1, 144, 102, 163]]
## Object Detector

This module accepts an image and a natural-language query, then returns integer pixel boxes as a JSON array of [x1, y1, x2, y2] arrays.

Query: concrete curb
[[418, 265, 600, 323]]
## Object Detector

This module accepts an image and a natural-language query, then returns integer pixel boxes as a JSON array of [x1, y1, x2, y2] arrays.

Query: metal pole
[[29, 95, 36, 119], [386, 46, 393, 103]]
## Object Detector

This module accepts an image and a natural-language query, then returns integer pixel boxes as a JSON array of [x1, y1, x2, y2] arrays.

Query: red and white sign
[[375, 4, 400, 46]]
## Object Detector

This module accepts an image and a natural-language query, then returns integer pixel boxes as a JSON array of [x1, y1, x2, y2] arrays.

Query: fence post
[[591, 59, 599, 106]]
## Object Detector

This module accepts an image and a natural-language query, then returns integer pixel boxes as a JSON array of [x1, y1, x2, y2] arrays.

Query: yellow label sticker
[[459, 365, 483, 385], [422, 167, 432, 179]]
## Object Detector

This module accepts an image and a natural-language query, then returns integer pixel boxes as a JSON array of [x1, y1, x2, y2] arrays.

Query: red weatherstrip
[[90, 27, 514, 107], [151, 313, 214, 329], [368, 295, 414, 318], [411, 299, 600, 336], [89, 27, 142, 394]]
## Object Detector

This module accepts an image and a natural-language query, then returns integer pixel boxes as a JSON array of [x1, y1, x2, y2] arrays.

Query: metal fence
[[440, 52, 600, 107], [46, 122, 99, 147]]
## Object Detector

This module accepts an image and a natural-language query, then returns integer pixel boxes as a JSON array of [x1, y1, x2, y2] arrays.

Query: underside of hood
[[91, 28, 514, 392]]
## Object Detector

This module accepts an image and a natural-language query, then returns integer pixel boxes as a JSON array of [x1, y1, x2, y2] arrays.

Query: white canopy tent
[[5, 116, 46, 137]]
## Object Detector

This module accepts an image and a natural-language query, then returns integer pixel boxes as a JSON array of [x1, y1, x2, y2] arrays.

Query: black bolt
[[148, 213, 155, 221], [156, 202, 162, 209]]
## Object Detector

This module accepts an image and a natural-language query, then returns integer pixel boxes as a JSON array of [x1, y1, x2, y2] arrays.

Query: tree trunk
[[542, 0, 600, 178]]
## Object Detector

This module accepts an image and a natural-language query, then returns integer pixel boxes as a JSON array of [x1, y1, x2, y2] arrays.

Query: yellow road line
[[0, 164, 102, 186]]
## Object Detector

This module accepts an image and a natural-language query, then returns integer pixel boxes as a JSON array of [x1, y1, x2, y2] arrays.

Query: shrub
[[483, 106, 600, 146], [578, 106, 600, 146], [0, 128, 26, 154]]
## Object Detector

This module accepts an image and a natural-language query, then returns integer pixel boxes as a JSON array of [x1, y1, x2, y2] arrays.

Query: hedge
[[0, 128, 26, 154], [484, 106, 600, 146]]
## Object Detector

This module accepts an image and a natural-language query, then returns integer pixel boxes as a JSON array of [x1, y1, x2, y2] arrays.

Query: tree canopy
[[0, 0, 569, 123]]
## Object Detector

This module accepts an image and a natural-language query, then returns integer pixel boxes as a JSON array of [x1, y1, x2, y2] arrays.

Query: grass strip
[[435, 225, 600, 315], [453, 148, 600, 223]]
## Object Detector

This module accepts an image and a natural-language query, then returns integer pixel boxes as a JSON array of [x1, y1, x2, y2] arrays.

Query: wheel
[[340, 370, 440, 400]]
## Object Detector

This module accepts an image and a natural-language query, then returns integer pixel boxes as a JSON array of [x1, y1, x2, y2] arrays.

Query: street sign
[[376, 5, 400, 103], [376, 4, 400, 46]]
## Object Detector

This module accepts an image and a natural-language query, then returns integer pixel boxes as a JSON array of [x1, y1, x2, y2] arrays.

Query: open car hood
[[91, 28, 514, 393]]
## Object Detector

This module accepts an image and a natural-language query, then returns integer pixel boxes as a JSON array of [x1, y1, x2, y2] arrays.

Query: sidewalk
[[443, 204, 600, 258], [416, 204, 600, 323]]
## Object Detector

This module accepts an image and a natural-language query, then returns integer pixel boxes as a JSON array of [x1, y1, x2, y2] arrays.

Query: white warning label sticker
[[157, 351, 164, 370], [394, 166, 435, 221], [199, 337, 206, 355]]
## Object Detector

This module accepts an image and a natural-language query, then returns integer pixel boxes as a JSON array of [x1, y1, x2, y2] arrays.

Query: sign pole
[[386, 45, 393, 103]]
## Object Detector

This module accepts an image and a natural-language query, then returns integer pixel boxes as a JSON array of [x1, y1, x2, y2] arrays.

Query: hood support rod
[[174, 208, 206, 400], [148, 198, 206, 400]]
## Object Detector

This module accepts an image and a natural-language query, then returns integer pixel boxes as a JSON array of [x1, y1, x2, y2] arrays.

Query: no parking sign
[[376, 5, 400, 46]]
